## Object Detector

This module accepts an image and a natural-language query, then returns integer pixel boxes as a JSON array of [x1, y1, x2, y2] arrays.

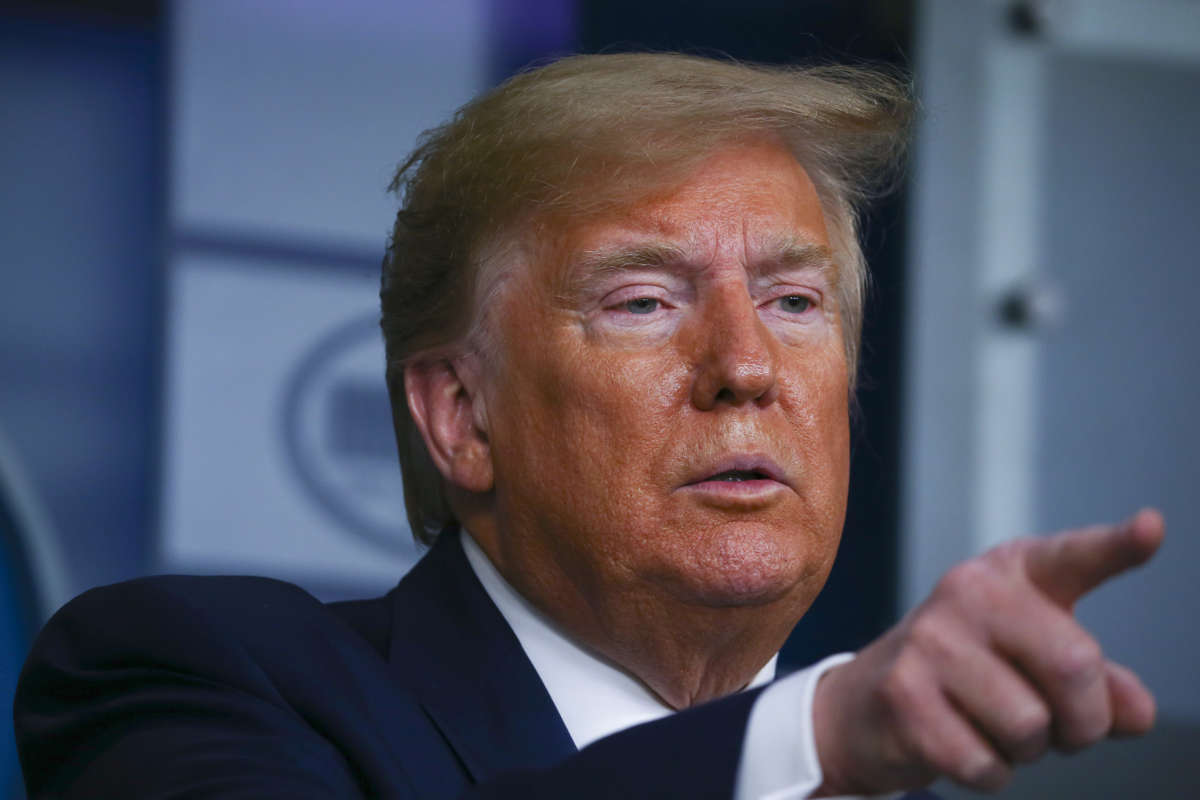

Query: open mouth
[[704, 469, 771, 482], [680, 457, 789, 495]]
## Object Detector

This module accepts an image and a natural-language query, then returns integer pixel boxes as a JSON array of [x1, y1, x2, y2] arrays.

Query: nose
[[689, 285, 780, 411]]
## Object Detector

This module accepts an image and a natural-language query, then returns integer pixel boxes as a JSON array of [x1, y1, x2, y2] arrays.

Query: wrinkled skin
[[409, 140, 850, 707]]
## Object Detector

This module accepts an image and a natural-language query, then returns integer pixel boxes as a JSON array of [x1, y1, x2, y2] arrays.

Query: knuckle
[[1005, 704, 1052, 762], [907, 613, 955, 659], [965, 757, 1012, 792], [942, 746, 1010, 792], [1052, 636, 1104, 686], [878, 655, 928, 715], [939, 561, 982, 593], [1057, 705, 1113, 751], [934, 560, 995, 607], [1012, 701, 1052, 741], [986, 537, 1033, 569]]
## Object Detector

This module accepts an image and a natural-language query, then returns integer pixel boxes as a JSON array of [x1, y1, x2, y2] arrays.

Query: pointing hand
[[811, 509, 1165, 795]]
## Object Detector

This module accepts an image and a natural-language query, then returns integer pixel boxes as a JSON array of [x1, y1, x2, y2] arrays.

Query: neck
[[459, 510, 805, 709], [587, 599, 796, 709]]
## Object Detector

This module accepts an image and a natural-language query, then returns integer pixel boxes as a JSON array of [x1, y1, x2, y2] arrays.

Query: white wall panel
[[160, 255, 420, 591], [163, 0, 491, 596], [173, 0, 487, 246]]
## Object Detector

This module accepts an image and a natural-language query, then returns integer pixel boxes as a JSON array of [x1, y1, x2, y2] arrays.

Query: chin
[[684, 572, 800, 609], [661, 520, 827, 610]]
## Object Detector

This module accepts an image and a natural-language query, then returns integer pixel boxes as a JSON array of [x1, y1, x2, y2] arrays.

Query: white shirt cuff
[[734, 652, 903, 800]]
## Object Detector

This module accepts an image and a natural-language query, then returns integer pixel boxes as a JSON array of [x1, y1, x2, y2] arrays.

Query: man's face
[[478, 139, 849, 631]]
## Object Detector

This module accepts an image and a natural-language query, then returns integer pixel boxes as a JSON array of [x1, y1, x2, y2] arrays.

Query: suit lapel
[[385, 527, 577, 785]]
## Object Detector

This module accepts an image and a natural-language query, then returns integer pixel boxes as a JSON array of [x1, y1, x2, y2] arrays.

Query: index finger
[[1024, 508, 1164, 608]]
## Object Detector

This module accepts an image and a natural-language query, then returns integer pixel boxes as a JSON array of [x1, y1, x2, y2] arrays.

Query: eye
[[777, 295, 812, 314], [624, 297, 660, 315]]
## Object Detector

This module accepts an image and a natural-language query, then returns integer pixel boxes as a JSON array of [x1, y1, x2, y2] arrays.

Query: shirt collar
[[460, 530, 777, 749]]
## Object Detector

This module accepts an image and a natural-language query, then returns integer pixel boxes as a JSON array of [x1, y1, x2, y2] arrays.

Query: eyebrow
[[557, 241, 688, 300], [570, 242, 690, 279], [759, 233, 839, 276], [563, 236, 838, 298]]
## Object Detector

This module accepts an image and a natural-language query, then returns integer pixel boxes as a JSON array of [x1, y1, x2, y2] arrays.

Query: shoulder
[[14, 575, 421, 799], [60, 572, 327, 619], [23, 573, 405, 701]]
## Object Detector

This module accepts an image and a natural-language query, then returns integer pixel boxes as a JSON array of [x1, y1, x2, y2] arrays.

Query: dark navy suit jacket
[[14, 528, 936, 799]]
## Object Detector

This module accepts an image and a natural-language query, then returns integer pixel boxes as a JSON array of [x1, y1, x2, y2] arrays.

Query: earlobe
[[404, 359, 494, 493]]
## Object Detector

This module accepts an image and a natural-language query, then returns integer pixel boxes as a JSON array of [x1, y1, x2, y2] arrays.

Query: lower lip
[[681, 478, 787, 498]]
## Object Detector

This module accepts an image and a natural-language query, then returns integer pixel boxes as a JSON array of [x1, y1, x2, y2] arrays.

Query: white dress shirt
[[461, 533, 893, 799]]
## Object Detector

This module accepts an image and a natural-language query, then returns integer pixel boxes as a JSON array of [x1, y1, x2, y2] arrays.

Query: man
[[15, 53, 1162, 799]]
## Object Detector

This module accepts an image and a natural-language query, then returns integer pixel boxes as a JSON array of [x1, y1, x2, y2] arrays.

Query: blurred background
[[1, 0, 1196, 796]]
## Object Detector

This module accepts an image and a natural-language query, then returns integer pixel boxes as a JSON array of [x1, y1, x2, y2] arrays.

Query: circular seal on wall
[[280, 313, 420, 565]]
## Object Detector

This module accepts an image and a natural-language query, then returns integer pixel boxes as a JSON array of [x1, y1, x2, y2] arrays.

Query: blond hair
[[380, 52, 912, 543]]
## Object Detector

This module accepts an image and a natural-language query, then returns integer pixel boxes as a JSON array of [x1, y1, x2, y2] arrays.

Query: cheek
[[484, 340, 689, 582], [487, 333, 664, 497], [780, 348, 851, 506], [808, 355, 850, 460]]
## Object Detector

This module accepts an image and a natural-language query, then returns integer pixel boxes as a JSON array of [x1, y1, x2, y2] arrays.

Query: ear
[[404, 357, 494, 493]]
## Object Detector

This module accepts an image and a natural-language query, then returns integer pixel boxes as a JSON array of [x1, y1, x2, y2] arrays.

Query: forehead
[[528, 140, 832, 288]]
